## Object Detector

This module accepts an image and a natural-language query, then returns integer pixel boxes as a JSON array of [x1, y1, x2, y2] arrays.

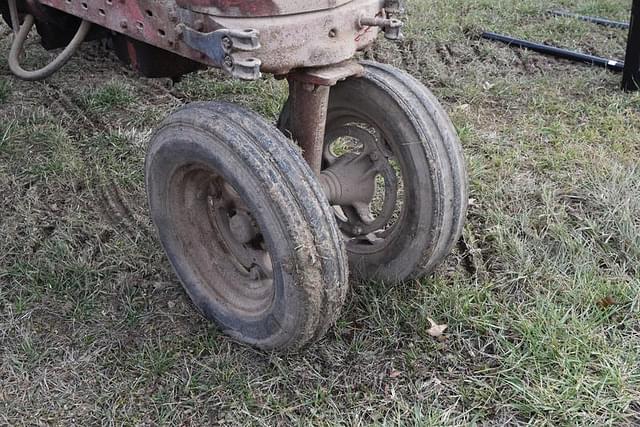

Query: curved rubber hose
[[9, 15, 91, 81], [8, 0, 20, 34]]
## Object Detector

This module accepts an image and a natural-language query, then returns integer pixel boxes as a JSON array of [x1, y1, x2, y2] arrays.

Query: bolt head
[[221, 36, 232, 50], [229, 211, 256, 244]]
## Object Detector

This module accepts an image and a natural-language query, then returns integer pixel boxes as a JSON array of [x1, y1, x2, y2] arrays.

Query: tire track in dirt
[[37, 79, 154, 241]]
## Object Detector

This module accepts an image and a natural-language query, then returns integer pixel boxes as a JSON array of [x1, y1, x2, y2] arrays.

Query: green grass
[[82, 81, 135, 112], [1, 0, 639, 425], [177, 71, 288, 118], [0, 78, 10, 103]]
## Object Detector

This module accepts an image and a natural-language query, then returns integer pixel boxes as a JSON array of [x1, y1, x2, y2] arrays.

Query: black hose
[[481, 32, 624, 72], [547, 10, 629, 30]]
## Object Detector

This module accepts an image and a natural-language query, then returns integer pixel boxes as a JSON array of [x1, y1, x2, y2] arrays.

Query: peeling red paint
[[35, 0, 384, 74]]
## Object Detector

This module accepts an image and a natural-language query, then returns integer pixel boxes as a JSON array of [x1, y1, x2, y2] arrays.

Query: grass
[[1, 0, 639, 425], [0, 77, 10, 103], [81, 81, 136, 112]]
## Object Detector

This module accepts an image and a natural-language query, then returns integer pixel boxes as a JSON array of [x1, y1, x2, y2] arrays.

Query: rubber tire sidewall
[[146, 102, 348, 350], [280, 62, 468, 282]]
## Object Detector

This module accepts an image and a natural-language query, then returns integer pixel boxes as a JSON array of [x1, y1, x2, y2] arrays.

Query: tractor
[[2, 0, 468, 350]]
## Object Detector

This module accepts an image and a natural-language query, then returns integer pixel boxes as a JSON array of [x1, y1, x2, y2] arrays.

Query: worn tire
[[279, 61, 468, 282], [146, 102, 348, 351]]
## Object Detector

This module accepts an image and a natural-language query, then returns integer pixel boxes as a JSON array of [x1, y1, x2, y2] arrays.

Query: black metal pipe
[[622, 0, 640, 91], [481, 32, 624, 72], [547, 10, 629, 29]]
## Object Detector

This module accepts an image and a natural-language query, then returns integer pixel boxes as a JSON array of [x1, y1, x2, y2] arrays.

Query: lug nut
[[221, 36, 232, 50]]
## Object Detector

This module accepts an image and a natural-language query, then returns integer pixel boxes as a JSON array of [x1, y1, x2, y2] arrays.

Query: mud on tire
[[280, 61, 468, 282], [145, 102, 348, 351]]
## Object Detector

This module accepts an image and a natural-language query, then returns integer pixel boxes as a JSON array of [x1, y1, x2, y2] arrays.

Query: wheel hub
[[207, 177, 273, 282], [319, 124, 401, 241], [229, 210, 259, 244]]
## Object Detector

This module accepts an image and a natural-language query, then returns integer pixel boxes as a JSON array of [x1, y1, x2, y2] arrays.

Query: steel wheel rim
[[324, 109, 408, 256], [167, 164, 275, 318]]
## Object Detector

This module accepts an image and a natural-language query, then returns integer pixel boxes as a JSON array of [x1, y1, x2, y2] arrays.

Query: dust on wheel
[[145, 102, 348, 351], [280, 61, 468, 282]]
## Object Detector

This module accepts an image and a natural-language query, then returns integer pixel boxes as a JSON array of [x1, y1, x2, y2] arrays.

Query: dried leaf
[[596, 296, 616, 309], [427, 318, 448, 338], [389, 369, 402, 379]]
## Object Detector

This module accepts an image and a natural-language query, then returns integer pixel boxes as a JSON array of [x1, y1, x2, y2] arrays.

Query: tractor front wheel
[[146, 102, 348, 351], [280, 61, 468, 282]]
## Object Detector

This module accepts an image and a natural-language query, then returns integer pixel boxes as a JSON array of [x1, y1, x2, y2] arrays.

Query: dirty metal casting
[[321, 124, 400, 240], [283, 60, 365, 86], [208, 178, 273, 284], [177, 0, 355, 17], [198, 0, 384, 74], [177, 25, 262, 79], [26, 0, 387, 76]]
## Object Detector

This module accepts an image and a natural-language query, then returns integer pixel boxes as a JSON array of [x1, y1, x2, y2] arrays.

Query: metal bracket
[[285, 60, 365, 86], [177, 25, 262, 80], [360, 16, 404, 40]]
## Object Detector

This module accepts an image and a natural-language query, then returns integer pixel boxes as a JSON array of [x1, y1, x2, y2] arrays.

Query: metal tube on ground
[[547, 10, 630, 29], [481, 31, 624, 72], [622, 0, 640, 91]]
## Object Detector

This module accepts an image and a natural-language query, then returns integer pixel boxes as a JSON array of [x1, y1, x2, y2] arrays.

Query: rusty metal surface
[[209, 0, 383, 73], [177, 0, 352, 17], [285, 60, 364, 86], [35, 0, 384, 74], [287, 79, 330, 175], [37, 0, 206, 63]]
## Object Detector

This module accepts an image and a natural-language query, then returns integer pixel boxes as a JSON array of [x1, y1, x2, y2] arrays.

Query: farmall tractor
[[2, 0, 468, 350]]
